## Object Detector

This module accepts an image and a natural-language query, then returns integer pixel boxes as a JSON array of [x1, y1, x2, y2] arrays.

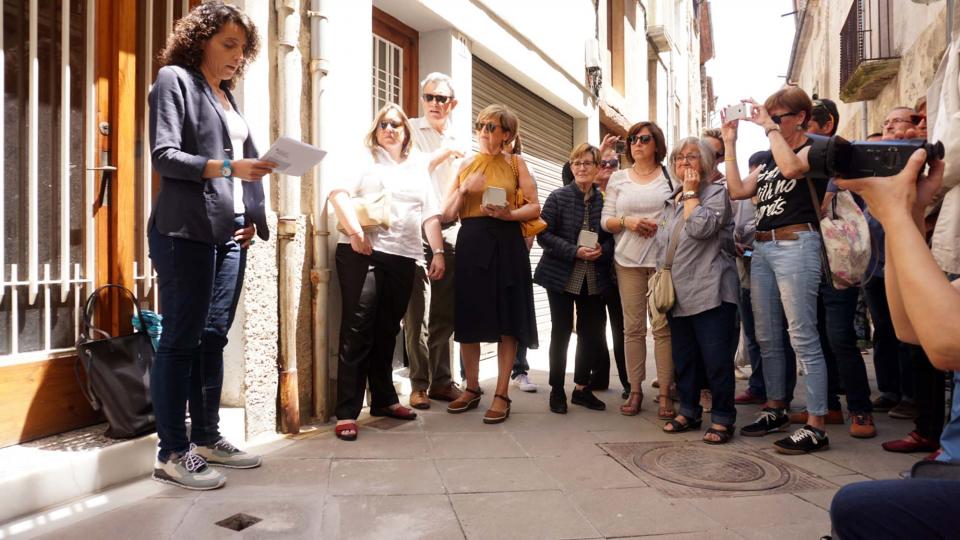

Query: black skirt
[[454, 217, 539, 349]]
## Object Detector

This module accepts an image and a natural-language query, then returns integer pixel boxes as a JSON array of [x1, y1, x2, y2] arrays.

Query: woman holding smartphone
[[441, 104, 540, 424], [534, 143, 614, 414]]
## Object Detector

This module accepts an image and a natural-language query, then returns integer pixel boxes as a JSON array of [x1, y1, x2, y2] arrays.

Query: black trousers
[[547, 288, 607, 389], [910, 344, 946, 441], [335, 245, 415, 420], [587, 284, 629, 390]]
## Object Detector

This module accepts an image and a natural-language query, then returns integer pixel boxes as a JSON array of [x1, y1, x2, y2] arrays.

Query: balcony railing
[[839, 0, 900, 102]]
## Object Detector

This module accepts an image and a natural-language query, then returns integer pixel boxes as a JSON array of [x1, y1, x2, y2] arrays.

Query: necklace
[[632, 163, 659, 176]]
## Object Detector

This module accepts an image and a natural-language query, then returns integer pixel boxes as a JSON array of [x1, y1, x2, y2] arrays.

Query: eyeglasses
[[570, 160, 596, 168], [770, 112, 799, 125], [379, 119, 403, 130], [882, 117, 916, 128], [475, 121, 502, 133], [423, 93, 451, 104], [673, 154, 701, 163], [599, 158, 619, 169], [627, 134, 653, 145]]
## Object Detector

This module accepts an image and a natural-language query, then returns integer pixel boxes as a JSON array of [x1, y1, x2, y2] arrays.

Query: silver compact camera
[[722, 102, 752, 122]]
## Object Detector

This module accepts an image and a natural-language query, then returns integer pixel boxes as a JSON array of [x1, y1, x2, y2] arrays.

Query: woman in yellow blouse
[[441, 104, 541, 424]]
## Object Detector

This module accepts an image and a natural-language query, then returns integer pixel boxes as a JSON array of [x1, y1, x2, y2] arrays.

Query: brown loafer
[[409, 390, 430, 410], [447, 387, 482, 413], [428, 382, 463, 402]]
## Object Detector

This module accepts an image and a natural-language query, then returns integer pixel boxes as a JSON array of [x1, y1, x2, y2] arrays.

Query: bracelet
[[764, 125, 781, 137], [724, 157, 737, 162], [433, 247, 444, 255], [619, 216, 626, 228]]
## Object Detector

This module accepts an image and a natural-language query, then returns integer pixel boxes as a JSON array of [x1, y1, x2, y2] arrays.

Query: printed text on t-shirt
[[756, 164, 798, 221]]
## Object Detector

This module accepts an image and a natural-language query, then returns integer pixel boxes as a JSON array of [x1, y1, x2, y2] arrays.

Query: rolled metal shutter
[[471, 58, 575, 352]]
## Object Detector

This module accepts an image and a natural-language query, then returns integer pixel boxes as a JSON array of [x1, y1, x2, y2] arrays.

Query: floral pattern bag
[[807, 180, 871, 289]]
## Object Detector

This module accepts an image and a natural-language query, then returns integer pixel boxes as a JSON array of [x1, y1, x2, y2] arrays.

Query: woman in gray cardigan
[[148, 2, 275, 491], [656, 137, 739, 444]]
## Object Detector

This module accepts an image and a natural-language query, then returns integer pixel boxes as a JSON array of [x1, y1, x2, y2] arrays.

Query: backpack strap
[[805, 177, 835, 288]]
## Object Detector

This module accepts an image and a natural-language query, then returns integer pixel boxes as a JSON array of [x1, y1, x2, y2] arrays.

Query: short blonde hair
[[568, 143, 600, 164], [668, 137, 716, 181], [365, 103, 414, 159]]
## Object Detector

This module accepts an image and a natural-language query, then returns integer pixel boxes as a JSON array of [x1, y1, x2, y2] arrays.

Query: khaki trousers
[[614, 263, 673, 392]]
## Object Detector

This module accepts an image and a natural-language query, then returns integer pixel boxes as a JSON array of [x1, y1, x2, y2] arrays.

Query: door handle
[[87, 165, 117, 209]]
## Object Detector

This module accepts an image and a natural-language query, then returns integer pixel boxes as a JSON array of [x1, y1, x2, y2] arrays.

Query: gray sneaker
[[152, 444, 226, 490], [195, 437, 262, 469]]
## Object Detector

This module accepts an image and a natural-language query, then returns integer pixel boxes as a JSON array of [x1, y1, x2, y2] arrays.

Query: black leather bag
[[75, 285, 156, 439]]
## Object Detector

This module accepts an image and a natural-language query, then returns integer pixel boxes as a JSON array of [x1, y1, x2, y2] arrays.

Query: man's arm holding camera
[[837, 150, 960, 370]]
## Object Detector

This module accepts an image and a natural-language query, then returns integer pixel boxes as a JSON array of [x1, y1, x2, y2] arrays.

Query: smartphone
[[743, 249, 753, 258], [723, 102, 752, 122], [614, 140, 626, 154]]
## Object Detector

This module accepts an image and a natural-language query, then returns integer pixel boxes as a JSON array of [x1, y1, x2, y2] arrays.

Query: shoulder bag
[[647, 215, 685, 313], [510, 154, 548, 238], [806, 179, 871, 289]]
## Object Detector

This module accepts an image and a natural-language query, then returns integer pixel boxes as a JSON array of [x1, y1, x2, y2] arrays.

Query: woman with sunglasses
[[656, 138, 738, 443], [601, 121, 674, 419], [326, 103, 446, 441], [723, 86, 833, 455], [534, 143, 614, 414], [441, 104, 540, 424]]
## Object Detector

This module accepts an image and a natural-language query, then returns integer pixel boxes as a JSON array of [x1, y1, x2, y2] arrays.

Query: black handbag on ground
[[75, 285, 156, 439]]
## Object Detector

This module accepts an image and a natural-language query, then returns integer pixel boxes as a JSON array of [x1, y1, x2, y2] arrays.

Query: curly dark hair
[[158, 1, 259, 90]]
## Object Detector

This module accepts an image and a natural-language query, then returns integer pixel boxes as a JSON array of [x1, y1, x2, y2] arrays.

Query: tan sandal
[[620, 391, 642, 416], [657, 395, 675, 420], [447, 387, 483, 413], [483, 394, 512, 424]]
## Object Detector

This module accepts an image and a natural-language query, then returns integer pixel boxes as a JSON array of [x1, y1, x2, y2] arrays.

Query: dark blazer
[[533, 182, 614, 294], [148, 65, 269, 245]]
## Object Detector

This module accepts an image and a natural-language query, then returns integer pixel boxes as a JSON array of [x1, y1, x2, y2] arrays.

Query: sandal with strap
[[657, 395, 675, 420], [703, 424, 734, 445], [620, 391, 642, 416], [663, 416, 702, 434], [370, 404, 418, 420], [447, 387, 483, 414], [335, 421, 358, 441], [483, 394, 512, 424]]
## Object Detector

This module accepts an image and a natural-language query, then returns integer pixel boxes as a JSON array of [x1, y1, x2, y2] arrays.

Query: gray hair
[[420, 72, 455, 98], [668, 137, 716, 181]]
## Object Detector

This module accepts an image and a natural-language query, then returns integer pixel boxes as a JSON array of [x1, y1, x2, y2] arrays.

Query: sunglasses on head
[[475, 121, 502, 133], [770, 111, 799, 125], [423, 93, 450, 104], [599, 158, 619, 169], [379, 119, 403, 130], [627, 134, 653, 145]]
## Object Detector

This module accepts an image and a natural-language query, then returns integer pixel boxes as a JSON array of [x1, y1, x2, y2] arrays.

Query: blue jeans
[[750, 231, 828, 415], [831, 478, 960, 539], [739, 287, 796, 402], [512, 346, 529, 377], [148, 216, 246, 460], [668, 302, 738, 427], [819, 281, 873, 414]]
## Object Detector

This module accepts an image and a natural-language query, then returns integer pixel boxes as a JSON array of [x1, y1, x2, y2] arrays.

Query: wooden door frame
[[372, 7, 419, 117]]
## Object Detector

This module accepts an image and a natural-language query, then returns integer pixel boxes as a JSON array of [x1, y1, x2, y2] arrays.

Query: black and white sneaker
[[739, 407, 789, 437], [773, 425, 830, 455]]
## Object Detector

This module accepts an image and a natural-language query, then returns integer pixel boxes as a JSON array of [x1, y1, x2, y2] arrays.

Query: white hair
[[420, 72, 455, 98]]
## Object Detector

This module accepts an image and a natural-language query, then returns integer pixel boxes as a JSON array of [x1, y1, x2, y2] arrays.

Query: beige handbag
[[647, 217, 684, 313], [336, 192, 392, 234]]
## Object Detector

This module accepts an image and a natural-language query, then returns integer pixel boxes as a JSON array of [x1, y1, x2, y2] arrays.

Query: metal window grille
[[840, 0, 897, 90], [371, 34, 403, 115]]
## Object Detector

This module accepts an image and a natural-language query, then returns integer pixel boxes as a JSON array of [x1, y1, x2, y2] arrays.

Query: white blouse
[[224, 107, 248, 215], [600, 169, 673, 267], [335, 148, 440, 262]]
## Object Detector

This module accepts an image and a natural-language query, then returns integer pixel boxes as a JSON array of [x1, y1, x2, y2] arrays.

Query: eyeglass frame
[[423, 93, 451, 104], [599, 158, 620, 169], [570, 160, 597, 168], [770, 111, 800, 125], [627, 134, 653, 145], [673, 153, 701, 164]]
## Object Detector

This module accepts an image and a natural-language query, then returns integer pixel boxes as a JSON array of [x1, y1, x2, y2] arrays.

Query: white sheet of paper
[[260, 136, 327, 176]]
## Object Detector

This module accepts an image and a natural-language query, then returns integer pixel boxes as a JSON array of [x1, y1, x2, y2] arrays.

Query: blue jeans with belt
[[148, 216, 246, 461], [750, 231, 828, 415]]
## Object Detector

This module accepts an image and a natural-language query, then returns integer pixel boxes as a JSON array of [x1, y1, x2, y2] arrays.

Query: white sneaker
[[511, 373, 537, 392]]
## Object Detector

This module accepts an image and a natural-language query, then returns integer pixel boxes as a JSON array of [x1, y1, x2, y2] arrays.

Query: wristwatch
[[221, 159, 233, 178], [680, 190, 699, 202], [764, 125, 781, 137]]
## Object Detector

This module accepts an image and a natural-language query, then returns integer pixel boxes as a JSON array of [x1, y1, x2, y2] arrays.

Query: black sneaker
[[571, 388, 606, 411], [549, 387, 568, 414], [739, 407, 789, 437], [871, 395, 899, 412], [773, 425, 830, 454]]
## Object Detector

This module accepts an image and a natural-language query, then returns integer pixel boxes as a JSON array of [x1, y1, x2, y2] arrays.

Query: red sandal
[[335, 421, 358, 441]]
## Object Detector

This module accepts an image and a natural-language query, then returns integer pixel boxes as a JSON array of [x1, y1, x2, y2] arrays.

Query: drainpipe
[[307, 0, 331, 421], [276, 0, 301, 434]]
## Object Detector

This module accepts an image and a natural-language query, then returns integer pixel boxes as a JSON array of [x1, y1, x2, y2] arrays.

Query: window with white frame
[[372, 34, 403, 115]]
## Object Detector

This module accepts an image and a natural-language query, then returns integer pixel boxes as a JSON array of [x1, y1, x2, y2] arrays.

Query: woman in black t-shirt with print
[[721, 86, 831, 456]]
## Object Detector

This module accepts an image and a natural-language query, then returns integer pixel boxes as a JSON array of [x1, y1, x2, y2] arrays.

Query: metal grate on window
[[371, 34, 403, 116], [840, 0, 897, 90]]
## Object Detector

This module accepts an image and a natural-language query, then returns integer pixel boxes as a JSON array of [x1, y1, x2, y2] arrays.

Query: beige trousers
[[614, 263, 673, 393]]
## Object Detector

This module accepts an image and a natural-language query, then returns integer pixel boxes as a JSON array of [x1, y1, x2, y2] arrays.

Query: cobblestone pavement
[[18, 346, 920, 539]]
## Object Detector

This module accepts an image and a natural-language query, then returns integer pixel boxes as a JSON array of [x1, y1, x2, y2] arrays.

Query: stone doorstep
[[0, 408, 254, 525]]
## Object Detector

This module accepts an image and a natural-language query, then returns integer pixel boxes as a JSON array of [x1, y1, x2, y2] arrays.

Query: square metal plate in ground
[[365, 416, 411, 431], [215, 513, 262, 531], [601, 441, 836, 498]]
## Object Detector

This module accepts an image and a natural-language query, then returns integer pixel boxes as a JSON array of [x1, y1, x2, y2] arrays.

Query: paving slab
[[328, 459, 444, 496], [568, 487, 721, 538], [435, 458, 560, 493], [322, 494, 463, 540], [536, 454, 648, 491], [33, 497, 195, 540], [428, 432, 527, 459], [686, 493, 828, 528], [173, 495, 326, 539], [450, 490, 600, 539]]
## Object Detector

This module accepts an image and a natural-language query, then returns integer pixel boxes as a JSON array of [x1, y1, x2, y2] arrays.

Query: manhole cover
[[635, 446, 790, 491], [215, 513, 262, 531]]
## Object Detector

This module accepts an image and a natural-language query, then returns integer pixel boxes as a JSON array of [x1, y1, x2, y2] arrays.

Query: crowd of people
[[146, 8, 959, 536]]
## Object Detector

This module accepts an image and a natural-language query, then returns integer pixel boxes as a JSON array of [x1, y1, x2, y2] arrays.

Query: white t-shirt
[[335, 148, 441, 262], [224, 107, 248, 214], [600, 169, 673, 267]]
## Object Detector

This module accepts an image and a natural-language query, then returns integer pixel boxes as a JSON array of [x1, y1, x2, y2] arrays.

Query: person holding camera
[[534, 143, 613, 414], [441, 104, 540, 425], [601, 121, 675, 419], [722, 86, 832, 454], [326, 103, 446, 441], [656, 137, 739, 443], [829, 148, 960, 540]]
